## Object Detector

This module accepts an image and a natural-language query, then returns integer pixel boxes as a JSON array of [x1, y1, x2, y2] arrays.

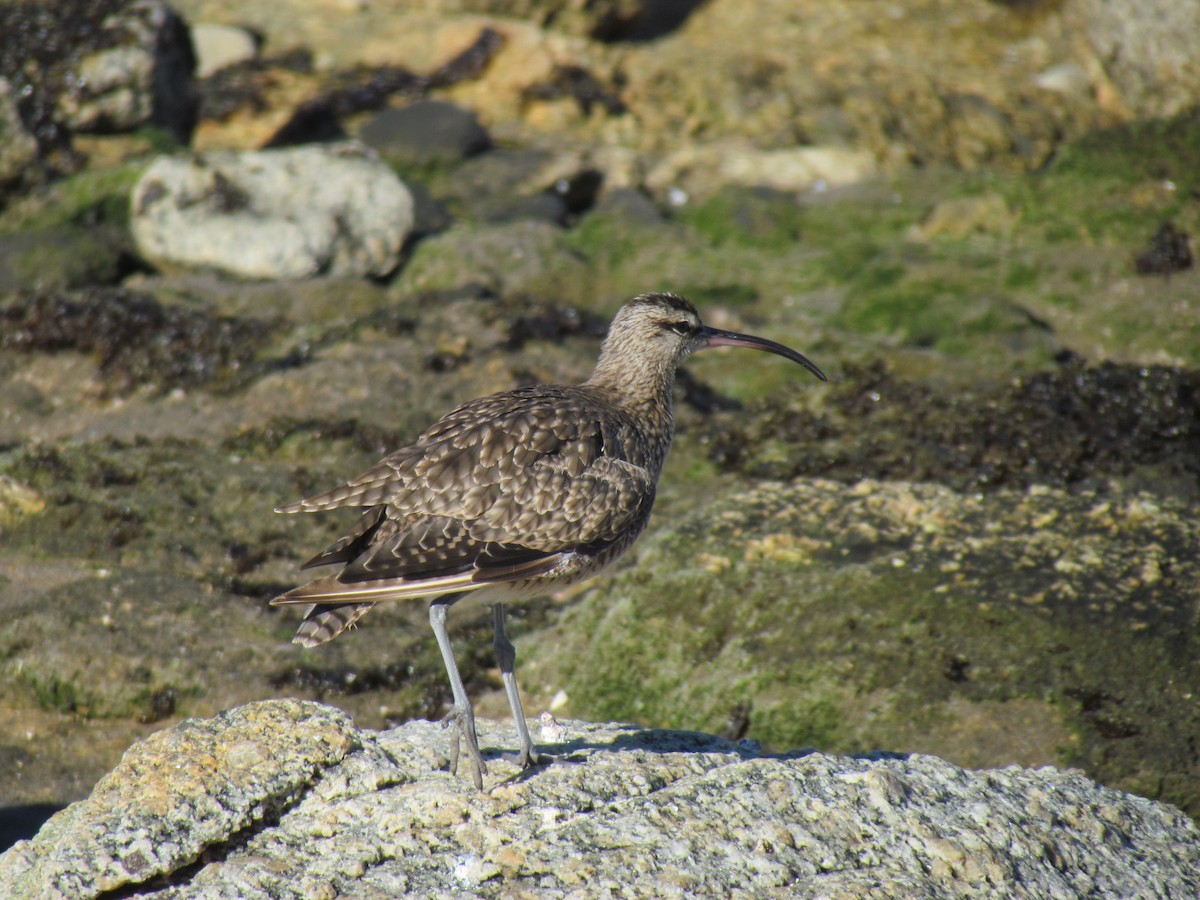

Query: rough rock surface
[[130, 142, 414, 279], [0, 700, 1196, 899], [168, 0, 1188, 174], [0, 78, 39, 187], [54, 0, 197, 140], [1074, 0, 1200, 119], [532, 476, 1200, 815]]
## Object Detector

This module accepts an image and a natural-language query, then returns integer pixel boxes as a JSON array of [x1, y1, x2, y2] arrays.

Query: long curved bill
[[700, 326, 828, 382]]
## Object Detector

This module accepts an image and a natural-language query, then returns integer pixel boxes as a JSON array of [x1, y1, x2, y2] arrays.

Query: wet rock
[[0, 287, 277, 395], [0, 78, 39, 189], [130, 142, 414, 279], [474, 166, 606, 225], [405, 181, 454, 237], [357, 99, 491, 167], [486, 190, 571, 225], [427, 146, 554, 222], [0, 225, 131, 292], [707, 361, 1200, 495], [546, 167, 604, 216], [0, 0, 196, 175], [590, 185, 664, 225], [1, 701, 1196, 898]]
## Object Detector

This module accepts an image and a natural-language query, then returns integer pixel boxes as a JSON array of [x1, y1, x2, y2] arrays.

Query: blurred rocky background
[[0, 0, 1198, 858]]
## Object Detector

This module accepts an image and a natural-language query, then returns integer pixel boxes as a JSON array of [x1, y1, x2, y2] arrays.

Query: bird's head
[[598, 292, 827, 382]]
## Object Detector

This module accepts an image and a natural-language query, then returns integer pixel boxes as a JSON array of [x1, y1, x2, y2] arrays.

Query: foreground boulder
[[0, 700, 1196, 898]]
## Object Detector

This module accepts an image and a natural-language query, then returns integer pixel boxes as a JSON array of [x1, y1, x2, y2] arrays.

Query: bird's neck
[[584, 351, 679, 473]]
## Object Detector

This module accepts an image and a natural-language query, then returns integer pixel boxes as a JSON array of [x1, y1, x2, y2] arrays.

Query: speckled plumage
[[270, 292, 825, 788]]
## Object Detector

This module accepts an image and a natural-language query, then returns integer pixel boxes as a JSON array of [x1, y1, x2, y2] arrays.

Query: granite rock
[[1, 700, 1196, 899]]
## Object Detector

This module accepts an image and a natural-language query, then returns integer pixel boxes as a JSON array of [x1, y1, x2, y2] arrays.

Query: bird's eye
[[666, 321, 692, 335]]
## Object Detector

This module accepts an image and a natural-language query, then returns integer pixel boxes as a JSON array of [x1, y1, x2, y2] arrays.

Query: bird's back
[[274, 383, 669, 603]]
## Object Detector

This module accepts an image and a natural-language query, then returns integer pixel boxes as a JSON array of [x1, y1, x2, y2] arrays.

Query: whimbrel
[[270, 292, 826, 788]]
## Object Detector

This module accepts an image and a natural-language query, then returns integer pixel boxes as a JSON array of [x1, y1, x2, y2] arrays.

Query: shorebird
[[270, 292, 826, 788]]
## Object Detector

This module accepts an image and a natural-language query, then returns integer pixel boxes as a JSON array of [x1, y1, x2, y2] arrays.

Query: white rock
[[646, 142, 878, 201], [190, 23, 259, 78], [130, 143, 414, 280]]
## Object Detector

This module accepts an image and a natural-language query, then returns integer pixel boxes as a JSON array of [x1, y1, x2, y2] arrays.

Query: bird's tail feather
[[293, 602, 375, 646]]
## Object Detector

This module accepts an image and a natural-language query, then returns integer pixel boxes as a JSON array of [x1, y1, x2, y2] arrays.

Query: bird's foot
[[440, 706, 486, 790], [514, 746, 541, 770]]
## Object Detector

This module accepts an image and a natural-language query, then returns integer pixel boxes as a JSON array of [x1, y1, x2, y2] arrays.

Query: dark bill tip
[[700, 326, 828, 382]]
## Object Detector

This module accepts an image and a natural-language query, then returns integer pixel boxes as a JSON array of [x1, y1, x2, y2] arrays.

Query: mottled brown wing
[[312, 512, 552, 582], [277, 387, 655, 555]]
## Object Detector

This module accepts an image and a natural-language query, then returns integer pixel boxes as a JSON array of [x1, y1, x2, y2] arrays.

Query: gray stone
[[0, 225, 130, 292], [130, 143, 414, 279], [1076, 0, 1200, 118], [393, 219, 587, 297], [358, 100, 492, 167], [1, 700, 1196, 898], [432, 147, 556, 222], [590, 186, 665, 226]]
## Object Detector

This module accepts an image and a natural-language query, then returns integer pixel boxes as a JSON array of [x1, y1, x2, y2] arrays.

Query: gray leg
[[493, 603, 538, 769], [430, 596, 486, 790]]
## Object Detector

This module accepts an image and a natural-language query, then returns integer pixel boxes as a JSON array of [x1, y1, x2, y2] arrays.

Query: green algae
[[0, 163, 144, 235], [529, 479, 1200, 816], [560, 116, 1200, 370]]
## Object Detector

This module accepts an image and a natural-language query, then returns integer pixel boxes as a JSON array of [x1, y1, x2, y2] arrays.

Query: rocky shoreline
[[1, 0, 1198, 880]]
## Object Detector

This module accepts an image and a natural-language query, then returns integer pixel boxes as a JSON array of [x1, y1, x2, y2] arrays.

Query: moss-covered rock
[[527, 478, 1200, 816]]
